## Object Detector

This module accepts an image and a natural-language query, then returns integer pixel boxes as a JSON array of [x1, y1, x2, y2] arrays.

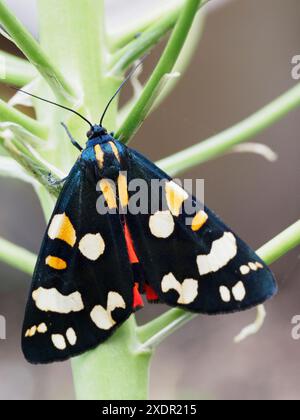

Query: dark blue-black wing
[[22, 157, 134, 364], [124, 147, 277, 315]]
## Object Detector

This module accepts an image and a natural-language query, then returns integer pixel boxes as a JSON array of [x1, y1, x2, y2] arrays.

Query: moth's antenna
[[100, 55, 148, 126], [10, 87, 93, 129]]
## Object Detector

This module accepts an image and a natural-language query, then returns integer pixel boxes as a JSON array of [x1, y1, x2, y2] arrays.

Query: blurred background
[[0, 0, 299, 400]]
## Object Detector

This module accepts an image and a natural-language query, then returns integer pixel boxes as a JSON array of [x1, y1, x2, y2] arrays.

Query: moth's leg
[[48, 173, 68, 186], [61, 122, 83, 152]]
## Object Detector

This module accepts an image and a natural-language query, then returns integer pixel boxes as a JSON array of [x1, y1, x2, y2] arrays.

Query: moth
[[20, 80, 277, 364]]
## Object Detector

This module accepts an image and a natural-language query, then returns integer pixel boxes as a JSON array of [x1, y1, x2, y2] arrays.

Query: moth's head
[[86, 125, 107, 140]]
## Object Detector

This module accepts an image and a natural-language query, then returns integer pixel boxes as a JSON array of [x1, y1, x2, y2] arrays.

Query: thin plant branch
[[0, 50, 37, 86], [0, 237, 36, 275], [0, 98, 48, 139], [157, 82, 300, 175], [116, 0, 204, 144], [230, 143, 278, 162], [109, 0, 211, 51], [110, 1, 207, 75], [0, 0, 76, 102], [234, 305, 266, 343]]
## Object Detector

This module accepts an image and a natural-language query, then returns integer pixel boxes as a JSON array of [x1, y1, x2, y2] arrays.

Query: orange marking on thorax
[[99, 179, 117, 209], [109, 141, 120, 162], [94, 145, 104, 169]]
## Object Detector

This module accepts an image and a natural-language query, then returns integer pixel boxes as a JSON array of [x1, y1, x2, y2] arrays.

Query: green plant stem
[[0, 137, 63, 196], [109, 0, 209, 51], [37, 0, 149, 401], [257, 220, 300, 264], [117, 11, 205, 127], [0, 50, 37, 86], [72, 317, 152, 400], [0, 98, 48, 139], [157, 82, 300, 175], [0, 237, 36, 275], [116, 0, 204, 144], [0, 0, 75, 102], [110, 1, 206, 75], [138, 220, 300, 349], [37, 0, 120, 172]]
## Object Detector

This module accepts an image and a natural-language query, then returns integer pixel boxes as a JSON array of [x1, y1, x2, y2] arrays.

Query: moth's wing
[[22, 158, 134, 364], [124, 147, 277, 315]]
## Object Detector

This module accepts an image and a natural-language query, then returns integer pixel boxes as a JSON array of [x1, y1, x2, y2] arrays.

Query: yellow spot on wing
[[109, 141, 120, 161], [118, 173, 129, 207], [165, 181, 188, 217], [28, 326, 37, 337], [192, 210, 208, 232], [94, 144, 104, 169], [99, 179, 117, 209], [48, 213, 76, 247], [46, 256, 67, 271]]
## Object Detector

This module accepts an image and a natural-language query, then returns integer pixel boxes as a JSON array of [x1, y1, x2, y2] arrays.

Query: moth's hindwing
[[124, 147, 277, 315], [22, 154, 134, 364]]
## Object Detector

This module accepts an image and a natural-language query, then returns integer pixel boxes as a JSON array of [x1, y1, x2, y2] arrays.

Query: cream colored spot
[[165, 181, 188, 217], [46, 256, 67, 270], [118, 173, 129, 207], [161, 273, 198, 305], [51, 334, 67, 351], [99, 179, 117, 209], [37, 323, 47, 334], [240, 265, 251, 275], [90, 292, 126, 330], [232, 281, 246, 302], [256, 262, 264, 269], [25, 329, 30, 338], [109, 141, 120, 161], [79, 233, 105, 261], [32, 287, 84, 314], [28, 326, 37, 337], [219, 286, 231, 303], [94, 144, 104, 169], [197, 232, 237, 276], [66, 328, 77, 346], [191, 210, 208, 232], [48, 213, 76, 247], [249, 262, 258, 271], [149, 210, 175, 239]]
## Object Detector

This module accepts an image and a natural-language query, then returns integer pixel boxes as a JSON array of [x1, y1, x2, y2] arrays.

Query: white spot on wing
[[197, 232, 237, 276], [249, 262, 258, 271], [37, 323, 47, 334], [240, 265, 251, 275], [32, 287, 84, 314], [79, 233, 105, 261], [232, 281, 246, 302], [149, 210, 175, 239], [90, 292, 126, 330], [66, 328, 77, 346], [51, 334, 67, 350], [161, 273, 198, 304], [219, 286, 231, 303]]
